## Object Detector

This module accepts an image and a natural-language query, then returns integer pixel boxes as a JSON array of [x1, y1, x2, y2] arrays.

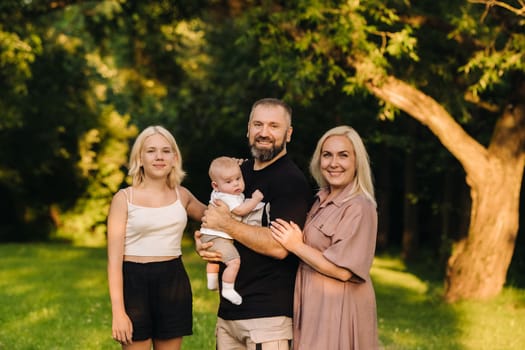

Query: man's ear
[[286, 126, 293, 143]]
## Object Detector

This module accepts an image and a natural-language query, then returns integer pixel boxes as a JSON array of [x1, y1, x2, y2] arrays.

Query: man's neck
[[253, 150, 287, 170]]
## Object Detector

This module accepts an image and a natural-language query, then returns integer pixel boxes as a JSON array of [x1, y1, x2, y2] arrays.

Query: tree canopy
[[0, 0, 523, 301]]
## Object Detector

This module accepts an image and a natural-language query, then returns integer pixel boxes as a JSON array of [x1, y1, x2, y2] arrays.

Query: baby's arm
[[231, 190, 264, 216]]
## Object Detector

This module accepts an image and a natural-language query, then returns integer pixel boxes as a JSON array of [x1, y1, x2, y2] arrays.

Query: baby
[[200, 156, 264, 305]]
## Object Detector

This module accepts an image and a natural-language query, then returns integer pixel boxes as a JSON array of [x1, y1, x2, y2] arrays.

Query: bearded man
[[197, 98, 312, 350]]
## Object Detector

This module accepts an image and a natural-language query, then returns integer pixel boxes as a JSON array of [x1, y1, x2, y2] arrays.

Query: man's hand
[[194, 230, 222, 262], [203, 199, 232, 232]]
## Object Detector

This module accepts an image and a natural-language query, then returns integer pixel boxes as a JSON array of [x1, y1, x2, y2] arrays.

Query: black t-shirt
[[218, 154, 312, 320]]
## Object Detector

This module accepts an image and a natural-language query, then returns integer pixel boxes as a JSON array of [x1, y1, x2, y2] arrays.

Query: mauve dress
[[293, 184, 379, 350]]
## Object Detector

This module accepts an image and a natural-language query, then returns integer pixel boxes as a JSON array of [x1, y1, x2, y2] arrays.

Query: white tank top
[[123, 187, 187, 256]]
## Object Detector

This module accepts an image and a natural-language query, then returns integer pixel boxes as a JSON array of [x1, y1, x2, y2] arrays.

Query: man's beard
[[250, 137, 286, 162]]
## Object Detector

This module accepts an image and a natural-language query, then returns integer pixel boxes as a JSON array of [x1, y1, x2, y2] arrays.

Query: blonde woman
[[107, 126, 206, 349], [270, 126, 379, 350]]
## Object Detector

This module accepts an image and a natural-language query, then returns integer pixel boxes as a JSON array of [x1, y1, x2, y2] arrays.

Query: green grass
[[1, 240, 524, 349], [0, 238, 218, 350], [374, 256, 525, 350]]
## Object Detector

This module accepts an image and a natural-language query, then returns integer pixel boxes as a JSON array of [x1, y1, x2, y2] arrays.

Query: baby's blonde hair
[[208, 156, 239, 182]]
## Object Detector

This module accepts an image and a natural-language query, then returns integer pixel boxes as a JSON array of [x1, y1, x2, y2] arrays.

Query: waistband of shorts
[[123, 256, 180, 264]]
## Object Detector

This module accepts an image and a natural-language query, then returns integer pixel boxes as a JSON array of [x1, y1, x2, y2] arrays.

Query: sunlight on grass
[[372, 258, 428, 294], [1, 242, 524, 349], [371, 256, 454, 350], [372, 255, 525, 350], [373, 255, 407, 271], [25, 307, 57, 324], [452, 288, 525, 350]]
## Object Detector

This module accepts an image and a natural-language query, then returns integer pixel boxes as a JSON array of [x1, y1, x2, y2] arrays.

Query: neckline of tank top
[[127, 199, 181, 209]]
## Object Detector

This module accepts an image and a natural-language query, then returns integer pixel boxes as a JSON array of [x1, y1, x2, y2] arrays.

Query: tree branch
[[364, 75, 489, 182], [468, 0, 525, 19]]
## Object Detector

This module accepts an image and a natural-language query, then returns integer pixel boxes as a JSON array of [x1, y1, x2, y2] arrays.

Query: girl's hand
[[112, 311, 133, 345], [270, 218, 304, 253]]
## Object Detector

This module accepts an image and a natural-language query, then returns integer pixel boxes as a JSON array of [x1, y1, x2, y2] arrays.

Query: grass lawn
[[1, 239, 524, 349]]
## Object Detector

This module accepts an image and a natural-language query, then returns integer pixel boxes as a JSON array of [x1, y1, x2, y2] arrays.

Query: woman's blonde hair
[[309, 125, 376, 206], [128, 125, 186, 188]]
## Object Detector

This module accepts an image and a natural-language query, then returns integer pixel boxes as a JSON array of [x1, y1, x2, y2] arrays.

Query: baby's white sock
[[222, 282, 242, 305], [207, 273, 219, 290]]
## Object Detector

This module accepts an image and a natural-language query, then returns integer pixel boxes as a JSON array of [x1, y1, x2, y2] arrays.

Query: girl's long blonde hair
[[128, 125, 186, 188]]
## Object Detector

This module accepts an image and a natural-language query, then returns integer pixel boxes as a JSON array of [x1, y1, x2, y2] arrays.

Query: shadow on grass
[[373, 256, 464, 350]]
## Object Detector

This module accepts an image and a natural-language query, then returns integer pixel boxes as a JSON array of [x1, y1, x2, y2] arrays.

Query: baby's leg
[[206, 262, 219, 290], [222, 257, 242, 305]]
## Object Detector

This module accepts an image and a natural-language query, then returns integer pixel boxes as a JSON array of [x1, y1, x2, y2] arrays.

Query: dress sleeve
[[322, 197, 378, 283]]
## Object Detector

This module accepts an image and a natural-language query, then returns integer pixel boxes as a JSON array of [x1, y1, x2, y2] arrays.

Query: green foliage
[[0, 1, 141, 243], [238, 0, 524, 126], [54, 108, 137, 246], [0, 28, 41, 130], [452, 3, 525, 99], [241, 1, 420, 100], [0, 0, 213, 242], [0, 29, 41, 94]]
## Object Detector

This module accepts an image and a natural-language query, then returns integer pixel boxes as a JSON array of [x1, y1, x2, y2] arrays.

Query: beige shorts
[[215, 316, 292, 350], [200, 235, 240, 262]]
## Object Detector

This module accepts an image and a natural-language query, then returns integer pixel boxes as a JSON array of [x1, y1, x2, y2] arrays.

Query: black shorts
[[123, 258, 193, 341]]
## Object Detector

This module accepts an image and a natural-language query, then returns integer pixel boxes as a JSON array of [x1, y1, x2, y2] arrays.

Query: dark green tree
[[234, 0, 525, 301], [0, 1, 136, 244]]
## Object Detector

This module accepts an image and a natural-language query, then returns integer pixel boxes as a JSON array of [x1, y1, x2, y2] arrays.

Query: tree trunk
[[445, 103, 525, 301], [365, 75, 525, 301], [445, 162, 522, 301]]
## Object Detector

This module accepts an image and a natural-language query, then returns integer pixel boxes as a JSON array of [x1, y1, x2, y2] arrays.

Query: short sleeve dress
[[293, 183, 379, 350]]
